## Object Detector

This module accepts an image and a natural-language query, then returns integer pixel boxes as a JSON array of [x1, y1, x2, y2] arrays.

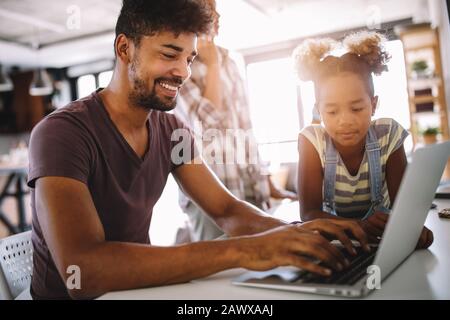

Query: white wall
[[216, 0, 432, 51]]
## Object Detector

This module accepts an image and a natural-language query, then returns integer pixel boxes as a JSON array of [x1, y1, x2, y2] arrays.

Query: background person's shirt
[[27, 89, 195, 299], [299, 118, 408, 218], [175, 46, 271, 211]]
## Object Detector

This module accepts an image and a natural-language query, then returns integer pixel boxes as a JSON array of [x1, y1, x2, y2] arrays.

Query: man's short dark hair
[[115, 0, 213, 46]]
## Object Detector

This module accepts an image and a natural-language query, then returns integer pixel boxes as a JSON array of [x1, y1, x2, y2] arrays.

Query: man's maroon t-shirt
[[27, 90, 195, 299]]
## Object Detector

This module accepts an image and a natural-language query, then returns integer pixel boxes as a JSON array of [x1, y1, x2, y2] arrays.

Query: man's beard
[[128, 60, 180, 112]]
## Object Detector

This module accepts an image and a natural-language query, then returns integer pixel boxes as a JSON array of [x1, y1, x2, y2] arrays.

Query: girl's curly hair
[[293, 31, 391, 97]]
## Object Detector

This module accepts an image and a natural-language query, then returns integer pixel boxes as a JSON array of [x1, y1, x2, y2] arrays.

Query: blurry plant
[[411, 60, 429, 73]]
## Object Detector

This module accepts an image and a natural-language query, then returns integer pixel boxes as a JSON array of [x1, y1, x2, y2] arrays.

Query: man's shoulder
[[45, 94, 97, 121], [31, 94, 98, 140]]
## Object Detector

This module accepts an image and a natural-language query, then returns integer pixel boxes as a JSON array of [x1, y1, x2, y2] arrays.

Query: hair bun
[[343, 31, 391, 75], [293, 38, 338, 81]]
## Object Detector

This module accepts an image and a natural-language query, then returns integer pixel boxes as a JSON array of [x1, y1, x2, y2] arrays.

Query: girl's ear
[[371, 96, 379, 116]]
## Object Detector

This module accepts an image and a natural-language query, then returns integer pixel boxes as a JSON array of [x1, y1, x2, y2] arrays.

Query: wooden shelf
[[411, 110, 446, 118], [410, 95, 437, 104], [396, 23, 450, 147], [408, 77, 441, 89]]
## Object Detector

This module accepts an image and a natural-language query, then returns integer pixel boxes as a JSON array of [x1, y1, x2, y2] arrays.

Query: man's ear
[[115, 34, 132, 64], [371, 96, 379, 116]]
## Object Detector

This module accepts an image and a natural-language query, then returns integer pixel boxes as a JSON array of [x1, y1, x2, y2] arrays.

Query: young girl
[[294, 31, 433, 248]]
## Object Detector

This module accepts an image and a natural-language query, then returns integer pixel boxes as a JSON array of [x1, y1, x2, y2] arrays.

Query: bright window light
[[246, 57, 300, 165], [77, 74, 96, 99], [98, 70, 113, 88]]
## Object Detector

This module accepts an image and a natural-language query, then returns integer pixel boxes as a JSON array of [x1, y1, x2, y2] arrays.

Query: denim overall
[[323, 127, 389, 220]]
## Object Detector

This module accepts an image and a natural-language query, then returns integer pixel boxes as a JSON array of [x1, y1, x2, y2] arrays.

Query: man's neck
[[99, 81, 150, 132]]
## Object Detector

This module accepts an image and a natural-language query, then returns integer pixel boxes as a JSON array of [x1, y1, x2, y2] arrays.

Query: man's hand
[[239, 219, 371, 276], [239, 225, 346, 276], [301, 219, 371, 254]]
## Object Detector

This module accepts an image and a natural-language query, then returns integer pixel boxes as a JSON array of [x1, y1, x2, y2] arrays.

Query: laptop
[[233, 141, 450, 297]]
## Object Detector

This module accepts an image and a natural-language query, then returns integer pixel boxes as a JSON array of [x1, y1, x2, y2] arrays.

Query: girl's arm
[[385, 145, 408, 204], [298, 134, 346, 221]]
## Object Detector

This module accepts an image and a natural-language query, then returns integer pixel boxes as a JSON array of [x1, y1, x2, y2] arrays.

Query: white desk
[[99, 200, 450, 300]]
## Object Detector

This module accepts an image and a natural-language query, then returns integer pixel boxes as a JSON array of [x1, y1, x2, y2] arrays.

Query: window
[[98, 71, 113, 88], [372, 40, 412, 153], [76, 70, 113, 99], [76, 74, 96, 99], [246, 57, 300, 166]]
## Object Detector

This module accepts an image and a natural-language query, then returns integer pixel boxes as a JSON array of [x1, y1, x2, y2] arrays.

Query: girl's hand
[[416, 226, 433, 249], [358, 212, 433, 249], [357, 211, 388, 243]]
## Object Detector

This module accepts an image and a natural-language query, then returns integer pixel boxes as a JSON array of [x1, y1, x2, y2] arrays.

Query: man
[[175, 0, 297, 241], [28, 0, 369, 300]]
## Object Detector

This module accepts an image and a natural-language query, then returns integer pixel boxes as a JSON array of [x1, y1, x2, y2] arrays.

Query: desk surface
[[99, 200, 450, 300], [0, 162, 28, 175]]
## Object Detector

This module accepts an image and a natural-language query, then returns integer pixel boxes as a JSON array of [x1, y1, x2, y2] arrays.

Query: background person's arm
[[197, 38, 223, 110], [173, 160, 284, 236], [268, 176, 298, 201]]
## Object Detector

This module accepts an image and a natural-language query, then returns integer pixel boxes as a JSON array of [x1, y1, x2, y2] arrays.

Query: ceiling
[[0, 0, 432, 69], [243, 0, 313, 15], [0, 0, 121, 48]]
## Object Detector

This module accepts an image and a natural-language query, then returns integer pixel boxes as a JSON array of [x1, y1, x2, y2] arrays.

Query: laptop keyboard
[[295, 246, 377, 285]]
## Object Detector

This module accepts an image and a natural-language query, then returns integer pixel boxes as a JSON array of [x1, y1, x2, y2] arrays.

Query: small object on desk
[[438, 208, 450, 219], [430, 202, 437, 209], [435, 184, 450, 199], [435, 192, 450, 199]]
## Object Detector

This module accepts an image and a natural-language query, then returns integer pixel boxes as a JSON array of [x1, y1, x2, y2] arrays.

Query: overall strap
[[365, 127, 384, 208], [323, 133, 338, 214]]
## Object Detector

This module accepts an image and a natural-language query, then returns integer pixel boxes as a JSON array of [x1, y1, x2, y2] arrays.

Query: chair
[[0, 231, 32, 300]]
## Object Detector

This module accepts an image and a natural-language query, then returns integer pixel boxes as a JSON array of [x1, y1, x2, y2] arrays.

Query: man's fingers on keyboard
[[308, 221, 355, 256], [323, 240, 351, 267], [290, 255, 332, 277], [309, 243, 345, 271], [335, 232, 357, 257], [335, 220, 370, 252]]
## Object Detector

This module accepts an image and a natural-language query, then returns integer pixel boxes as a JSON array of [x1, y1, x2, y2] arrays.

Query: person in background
[[175, 0, 297, 242], [294, 31, 433, 248]]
